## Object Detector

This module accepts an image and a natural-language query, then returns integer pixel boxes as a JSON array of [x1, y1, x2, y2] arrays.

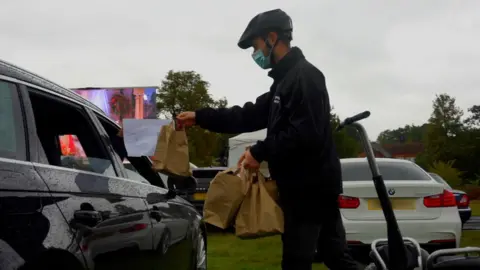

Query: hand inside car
[[237, 149, 260, 170], [176, 111, 196, 128]]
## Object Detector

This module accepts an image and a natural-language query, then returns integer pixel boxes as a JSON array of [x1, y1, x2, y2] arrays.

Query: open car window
[[94, 114, 167, 189], [28, 89, 117, 177]]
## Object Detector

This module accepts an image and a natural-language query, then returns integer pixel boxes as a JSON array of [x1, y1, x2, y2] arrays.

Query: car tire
[[157, 229, 171, 256], [194, 231, 207, 270]]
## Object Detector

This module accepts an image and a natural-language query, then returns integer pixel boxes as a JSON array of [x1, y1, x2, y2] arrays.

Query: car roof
[[0, 59, 116, 127], [340, 158, 413, 165]]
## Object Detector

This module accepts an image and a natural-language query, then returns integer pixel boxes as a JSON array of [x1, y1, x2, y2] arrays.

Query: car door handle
[[74, 210, 103, 226], [150, 211, 162, 222]]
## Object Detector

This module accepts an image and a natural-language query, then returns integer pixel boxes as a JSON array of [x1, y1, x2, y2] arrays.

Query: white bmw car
[[339, 158, 462, 257]]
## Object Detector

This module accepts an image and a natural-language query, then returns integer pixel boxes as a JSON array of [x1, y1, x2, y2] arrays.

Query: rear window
[[341, 161, 431, 181]]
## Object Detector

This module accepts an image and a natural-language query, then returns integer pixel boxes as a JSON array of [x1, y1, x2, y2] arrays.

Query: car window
[[342, 161, 431, 181], [125, 168, 149, 184], [58, 134, 116, 176], [95, 114, 167, 188], [0, 80, 26, 160], [28, 88, 117, 177]]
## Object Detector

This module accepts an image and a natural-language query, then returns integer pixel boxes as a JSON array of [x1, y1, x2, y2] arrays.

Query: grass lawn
[[207, 231, 480, 270]]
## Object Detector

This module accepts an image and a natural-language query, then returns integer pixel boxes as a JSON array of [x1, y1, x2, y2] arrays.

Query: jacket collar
[[268, 47, 305, 81]]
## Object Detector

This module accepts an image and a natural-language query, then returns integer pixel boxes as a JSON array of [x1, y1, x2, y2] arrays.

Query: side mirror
[[146, 190, 176, 204]]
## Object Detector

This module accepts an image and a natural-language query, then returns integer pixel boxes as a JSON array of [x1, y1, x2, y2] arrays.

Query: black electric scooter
[[337, 111, 480, 270]]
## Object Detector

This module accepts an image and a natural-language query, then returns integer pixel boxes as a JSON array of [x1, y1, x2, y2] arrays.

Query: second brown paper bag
[[203, 168, 249, 229], [152, 121, 191, 177], [235, 171, 284, 239]]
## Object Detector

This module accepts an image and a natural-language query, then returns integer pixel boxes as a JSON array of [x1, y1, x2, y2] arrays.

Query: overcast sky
[[2, 0, 480, 140]]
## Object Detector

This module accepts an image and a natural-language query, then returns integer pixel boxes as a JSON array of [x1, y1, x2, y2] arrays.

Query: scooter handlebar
[[336, 111, 371, 131]]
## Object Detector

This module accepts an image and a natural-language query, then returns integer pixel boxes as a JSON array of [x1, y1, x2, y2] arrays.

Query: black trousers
[[281, 201, 361, 270]]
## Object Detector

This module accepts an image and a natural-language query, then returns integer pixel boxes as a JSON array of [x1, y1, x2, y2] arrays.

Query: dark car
[[0, 60, 207, 270], [429, 172, 471, 225], [191, 167, 228, 213]]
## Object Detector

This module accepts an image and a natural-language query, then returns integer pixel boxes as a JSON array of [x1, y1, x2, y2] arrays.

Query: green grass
[[207, 231, 480, 270], [207, 233, 327, 270], [470, 200, 480, 216]]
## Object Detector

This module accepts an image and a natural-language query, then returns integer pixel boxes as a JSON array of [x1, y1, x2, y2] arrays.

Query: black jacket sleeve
[[195, 92, 271, 134], [249, 71, 329, 162]]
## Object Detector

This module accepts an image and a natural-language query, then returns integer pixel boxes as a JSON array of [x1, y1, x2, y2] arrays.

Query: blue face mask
[[252, 38, 275, 69], [252, 49, 271, 69]]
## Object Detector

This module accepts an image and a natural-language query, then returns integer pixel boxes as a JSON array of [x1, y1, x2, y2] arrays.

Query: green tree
[[465, 105, 480, 128], [377, 124, 427, 144], [331, 112, 361, 158], [423, 93, 464, 166], [156, 70, 229, 166]]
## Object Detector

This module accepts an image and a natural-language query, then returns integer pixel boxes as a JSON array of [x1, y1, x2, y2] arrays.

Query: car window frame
[[84, 108, 127, 178], [24, 86, 123, 178], [0, 79, 28, 161]]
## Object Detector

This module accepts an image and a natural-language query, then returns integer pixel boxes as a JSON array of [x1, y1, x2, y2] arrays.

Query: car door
[[24, 86, 155, 270], [129, 158, 200, 270], [93, 110, 202, 270], [0, 79, 86, 270]]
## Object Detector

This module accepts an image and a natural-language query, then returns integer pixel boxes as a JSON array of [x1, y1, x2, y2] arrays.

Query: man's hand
[[176, 111, 196, 128], [237, 149, 260, 170]]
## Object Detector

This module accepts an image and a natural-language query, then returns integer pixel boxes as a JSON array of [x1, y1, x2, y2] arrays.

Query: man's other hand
[[237, 149, 260, 170], [176, 112, 196, 128]]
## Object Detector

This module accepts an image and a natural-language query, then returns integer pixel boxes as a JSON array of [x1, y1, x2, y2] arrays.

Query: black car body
[[429, 172, 471, 224], [191, 167, 228, 213], [0, 60, 207, 270]]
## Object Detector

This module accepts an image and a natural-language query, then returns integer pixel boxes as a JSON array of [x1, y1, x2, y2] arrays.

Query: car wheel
[[195, 231, 207, 270], [158, 229, 171, 255]]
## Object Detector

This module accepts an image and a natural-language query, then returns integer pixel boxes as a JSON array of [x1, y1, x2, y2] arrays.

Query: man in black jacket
[[177, 9, 360, 270]]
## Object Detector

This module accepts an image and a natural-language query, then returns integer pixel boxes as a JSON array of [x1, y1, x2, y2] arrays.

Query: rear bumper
[[459, 208, 472, 224], [343, 213, 462, 248]]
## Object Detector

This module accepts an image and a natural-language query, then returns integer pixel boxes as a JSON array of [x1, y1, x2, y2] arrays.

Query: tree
[[330, 112, 361, 158], [377, 124, 427, 144], [465, 105, 480, 128], [423, 93, 464, 166], [156, 70, 229, 166], [428, 93, 464, 137]]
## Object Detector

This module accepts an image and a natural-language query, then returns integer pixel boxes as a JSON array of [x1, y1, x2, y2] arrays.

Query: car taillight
[[338, 195, 360, 209], [423, 189, 457, 208], [457, 194, 470, 207]]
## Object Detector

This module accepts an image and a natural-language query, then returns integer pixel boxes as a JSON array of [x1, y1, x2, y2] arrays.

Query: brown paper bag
[[235, 171, 284, 239], [152, 121, 191, 177], [203, 168, 249, 229]]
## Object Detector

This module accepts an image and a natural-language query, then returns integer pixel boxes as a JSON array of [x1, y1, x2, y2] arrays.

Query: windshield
[[342, 161, 432, 181]]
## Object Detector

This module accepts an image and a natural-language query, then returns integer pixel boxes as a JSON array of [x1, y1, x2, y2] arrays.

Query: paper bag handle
[[224, 167, 241, 175], [242, 169, 265, 184], [172, 119, 185, 131]]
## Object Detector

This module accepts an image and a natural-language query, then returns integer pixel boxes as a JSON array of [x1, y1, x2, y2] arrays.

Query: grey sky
[[2, 0, 480, 140]]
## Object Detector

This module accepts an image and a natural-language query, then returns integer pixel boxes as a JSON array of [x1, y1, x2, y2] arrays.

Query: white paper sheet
[[123, 119, 171, 157]]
